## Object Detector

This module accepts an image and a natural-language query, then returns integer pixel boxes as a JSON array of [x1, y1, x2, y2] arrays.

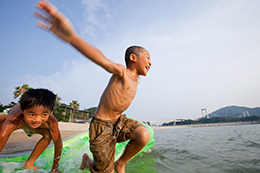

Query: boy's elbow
[[56, 138, 63, 148], [54, 140, 63, 154]]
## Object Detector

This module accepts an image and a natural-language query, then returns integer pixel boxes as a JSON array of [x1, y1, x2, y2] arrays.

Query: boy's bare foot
[[114, 160, 125, 173], [21, 161, 39, 170], [80, 153, 94, 170]]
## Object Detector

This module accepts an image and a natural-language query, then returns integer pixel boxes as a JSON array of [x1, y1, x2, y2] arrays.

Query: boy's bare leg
[[22, 129, 51, 169], [115, 126, 150, 173], [80, 153, 94, 171]]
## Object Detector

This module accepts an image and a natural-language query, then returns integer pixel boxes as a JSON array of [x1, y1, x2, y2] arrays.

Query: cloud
[[79, 0, 112, 44], [8, 59, 111, 109]]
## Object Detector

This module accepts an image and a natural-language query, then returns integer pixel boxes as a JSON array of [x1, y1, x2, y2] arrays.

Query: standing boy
[[0, 88, 62, 173], [35, 1, 151, 173]]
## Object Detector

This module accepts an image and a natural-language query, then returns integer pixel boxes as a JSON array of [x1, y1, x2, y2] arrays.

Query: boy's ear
[[19, 106, 24, 114], [129, 54, 137, 62]]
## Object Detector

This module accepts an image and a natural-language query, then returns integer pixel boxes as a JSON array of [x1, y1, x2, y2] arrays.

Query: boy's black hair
[[20, 88, 56, 111], [125, 46, 144, 67]]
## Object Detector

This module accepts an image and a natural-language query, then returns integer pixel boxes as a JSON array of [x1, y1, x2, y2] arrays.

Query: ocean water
[[127, 124, 260, 173], [1, 124, 260, 172]]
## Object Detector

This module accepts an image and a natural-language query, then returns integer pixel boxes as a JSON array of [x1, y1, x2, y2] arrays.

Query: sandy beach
[[1, 122, 90, 155]]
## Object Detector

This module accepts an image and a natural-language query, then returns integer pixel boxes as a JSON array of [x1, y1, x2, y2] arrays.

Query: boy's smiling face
[[21, 105, 51, 129], [136, 49, 151, 76]]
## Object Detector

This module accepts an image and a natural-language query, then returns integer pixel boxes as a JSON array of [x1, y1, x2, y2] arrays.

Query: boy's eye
[[28, 114, 34, 117], [42, 113, 49, 117]]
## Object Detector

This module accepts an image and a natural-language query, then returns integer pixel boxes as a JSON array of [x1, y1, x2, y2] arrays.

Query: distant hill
[[208, 105, 260, 118]]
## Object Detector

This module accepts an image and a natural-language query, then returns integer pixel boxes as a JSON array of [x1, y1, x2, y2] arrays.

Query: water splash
[[0, 118, 155, 172]]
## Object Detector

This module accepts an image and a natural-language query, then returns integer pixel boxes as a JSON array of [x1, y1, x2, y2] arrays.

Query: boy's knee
[[82, 153, 88, 158], [137, 126, 150, 145], [143, 128, 150, 144]]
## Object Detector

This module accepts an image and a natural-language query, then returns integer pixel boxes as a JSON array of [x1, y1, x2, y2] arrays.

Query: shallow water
[[1, 124, 260, 172], [127, 124, 260, 173]]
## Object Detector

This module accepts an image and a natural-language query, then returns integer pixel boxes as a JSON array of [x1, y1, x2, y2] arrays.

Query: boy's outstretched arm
[[35, 1, 125, 76]]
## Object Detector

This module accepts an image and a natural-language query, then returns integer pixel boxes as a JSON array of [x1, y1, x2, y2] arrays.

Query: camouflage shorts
[[89, 114, 143, 173]]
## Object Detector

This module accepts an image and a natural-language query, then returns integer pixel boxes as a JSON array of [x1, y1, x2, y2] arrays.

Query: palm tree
[[83, 109, 89, 123], [13, 84, 33, 100], [55, 94, 62, 106], [62, 106, 67, 122], [69, 100, 80, 123]]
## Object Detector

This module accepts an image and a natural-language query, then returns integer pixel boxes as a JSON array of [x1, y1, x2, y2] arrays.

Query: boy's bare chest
[[100, 76, 138, 111], [113, 76, 137, 98]]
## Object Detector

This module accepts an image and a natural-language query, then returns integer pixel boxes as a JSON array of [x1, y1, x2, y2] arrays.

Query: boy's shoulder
[[2, 112, 25, 131], [46, 114, 59, 128], [5, 106, 24, 126], [115, 63, 128, 76], [47, 114, 58, 123]]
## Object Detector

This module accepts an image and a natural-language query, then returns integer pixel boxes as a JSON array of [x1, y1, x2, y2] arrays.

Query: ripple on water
[[245, 140, 260, 148]]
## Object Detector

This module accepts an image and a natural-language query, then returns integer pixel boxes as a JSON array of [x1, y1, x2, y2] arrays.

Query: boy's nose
[[35, 115, 41, 121]]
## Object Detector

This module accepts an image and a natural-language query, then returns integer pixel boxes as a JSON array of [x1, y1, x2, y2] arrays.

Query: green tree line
[[163, 116, 260, 126]]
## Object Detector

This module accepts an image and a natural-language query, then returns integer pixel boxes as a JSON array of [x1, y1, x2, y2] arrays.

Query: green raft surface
[[0, 115, 155, 172]]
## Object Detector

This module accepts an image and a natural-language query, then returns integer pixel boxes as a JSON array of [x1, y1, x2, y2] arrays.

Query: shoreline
[[151, 121, 260, 130]]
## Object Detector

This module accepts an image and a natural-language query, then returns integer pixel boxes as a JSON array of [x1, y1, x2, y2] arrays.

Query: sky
[[0, 0, 260, 121]]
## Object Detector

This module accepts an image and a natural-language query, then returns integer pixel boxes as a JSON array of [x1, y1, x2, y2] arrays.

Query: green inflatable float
[[0, 115, 155, 172]]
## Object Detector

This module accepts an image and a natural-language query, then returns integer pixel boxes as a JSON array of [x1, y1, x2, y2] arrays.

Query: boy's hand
[[34, 1, 75, 43]]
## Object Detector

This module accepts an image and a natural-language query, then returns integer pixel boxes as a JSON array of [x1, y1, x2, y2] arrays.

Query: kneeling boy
[[0, 88, 62, 173]]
